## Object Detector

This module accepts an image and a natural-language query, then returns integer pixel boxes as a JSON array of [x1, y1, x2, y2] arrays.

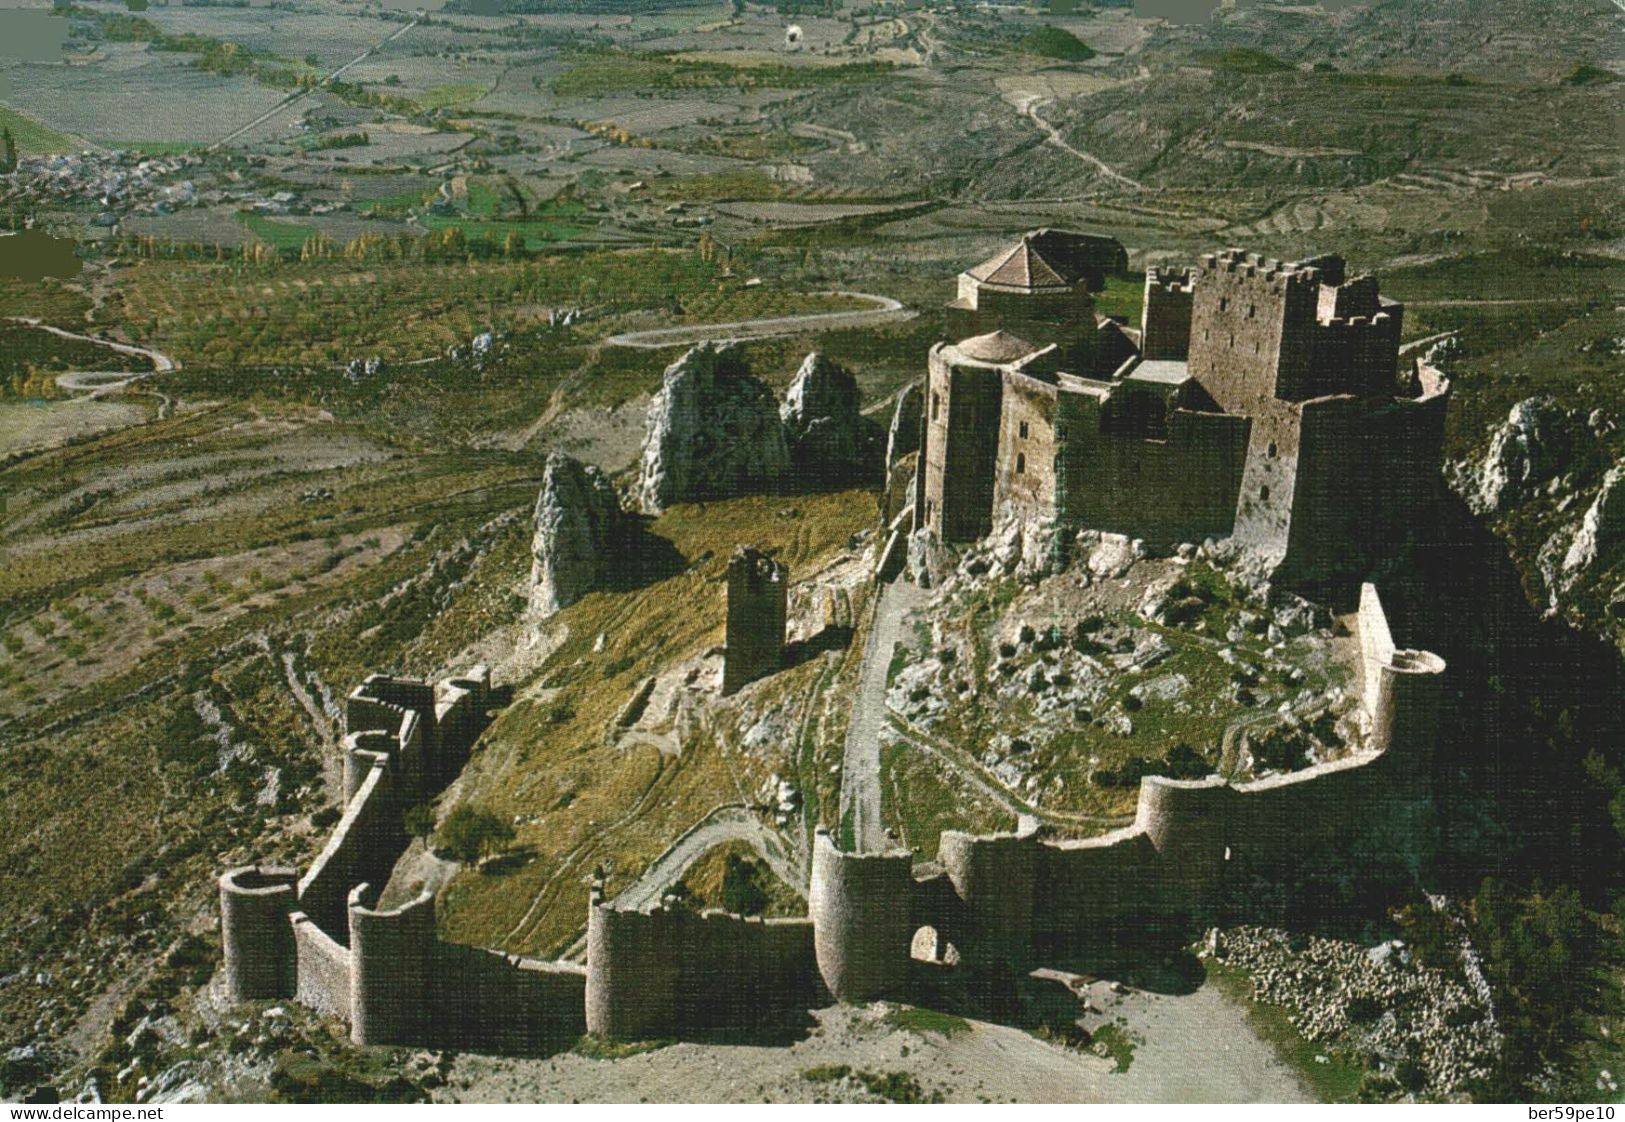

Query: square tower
[[722, 547, 788, 695]]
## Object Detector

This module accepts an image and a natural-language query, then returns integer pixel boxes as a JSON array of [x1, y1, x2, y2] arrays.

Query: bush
[[436, 804, 515, 864]]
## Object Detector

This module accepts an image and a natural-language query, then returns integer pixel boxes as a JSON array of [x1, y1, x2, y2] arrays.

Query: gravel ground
[[437, 986, 1311, 1104]]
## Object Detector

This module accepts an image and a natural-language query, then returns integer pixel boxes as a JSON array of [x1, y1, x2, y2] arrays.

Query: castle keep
[[919, 234, 1451, 589]]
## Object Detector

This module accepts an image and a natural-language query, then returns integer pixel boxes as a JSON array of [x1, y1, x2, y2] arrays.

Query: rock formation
[[636, 342, 790, 514], [781, 351, 862, 481], [1562, 462, 1625, 584], [1462, 397, 1579, 516], [531, 452, 629, 617], [884, 381, 923, 478]]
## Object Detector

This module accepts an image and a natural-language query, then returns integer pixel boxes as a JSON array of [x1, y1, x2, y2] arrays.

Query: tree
[[719, 853, 768, 916], [402, 803, 435, 839], [435, 804, 514, 864], [1, 127, 15, 174]]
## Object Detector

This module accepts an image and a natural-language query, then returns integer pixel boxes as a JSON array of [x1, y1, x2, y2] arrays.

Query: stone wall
[[223, 589, 1444, 1046], [921, 345, 1004, 542], [291, 912, 351, 1020], [1275, 381, 1450, 589], [585, 890, 818, 1040], [221, 667, 591, 1052], [1056, 389, 1251, 548], [297, 757, 405, 941]]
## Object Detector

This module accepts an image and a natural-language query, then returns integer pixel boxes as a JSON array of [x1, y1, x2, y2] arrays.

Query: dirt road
[[605, 291, 913, 349], [840, 578, 927, 852]]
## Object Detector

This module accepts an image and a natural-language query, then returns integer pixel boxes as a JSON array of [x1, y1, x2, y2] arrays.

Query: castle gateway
[[918, 231, 1450, 589]]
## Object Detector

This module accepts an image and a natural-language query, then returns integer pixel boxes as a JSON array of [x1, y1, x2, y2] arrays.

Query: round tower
[[808, 829, 913, 1002], [347, 883, 435, 1046], [219, 866, 297, 1001], [585, 882, 680, 1039]]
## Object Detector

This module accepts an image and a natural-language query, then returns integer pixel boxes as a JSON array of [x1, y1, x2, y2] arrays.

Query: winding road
[[605, 291, 913, 349], [8, 317, 177, 395]]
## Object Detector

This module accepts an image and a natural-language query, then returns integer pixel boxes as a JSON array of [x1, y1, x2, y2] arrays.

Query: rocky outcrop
[[884, 381, 923, 476], [1561, 462, 1625, 584], [781, 351, 862, 481], [1460, 397, 1580, 516], [531, 452, 629, 617], [636, 343, 790, 514]]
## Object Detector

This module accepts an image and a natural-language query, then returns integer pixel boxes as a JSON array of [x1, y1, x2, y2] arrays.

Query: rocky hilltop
[[636, 342, 791, 514], [530, 451, 630, 617]]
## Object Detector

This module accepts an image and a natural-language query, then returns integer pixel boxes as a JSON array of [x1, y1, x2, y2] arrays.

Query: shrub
[[719, 853, 768, 916], [436, 804, 515, 864]]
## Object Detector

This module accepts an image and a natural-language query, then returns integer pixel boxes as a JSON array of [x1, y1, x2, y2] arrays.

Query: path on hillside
[[604, 291, 912, 349], [209, 18, 418, 150], [1015, 95, 1148, 193], [612, 805, 806, 911], [839, 578, 927, 852], [8, 317, 176, 396]]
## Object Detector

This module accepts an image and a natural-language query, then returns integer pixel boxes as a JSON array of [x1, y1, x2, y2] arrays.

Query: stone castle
[[215, 230, 1456, 1052], [917, 231, 1451, 589]]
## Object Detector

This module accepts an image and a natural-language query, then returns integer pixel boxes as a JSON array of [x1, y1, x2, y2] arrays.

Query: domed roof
[[955, 330, 1038, 364]]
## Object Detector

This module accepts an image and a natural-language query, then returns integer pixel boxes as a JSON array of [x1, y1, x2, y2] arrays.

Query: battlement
[[1145, 265, 1194, 293], [1199, 248, 1323, 291]]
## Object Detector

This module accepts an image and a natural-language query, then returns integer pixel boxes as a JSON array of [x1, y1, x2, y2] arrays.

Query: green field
[[0, 103, 81, 155]]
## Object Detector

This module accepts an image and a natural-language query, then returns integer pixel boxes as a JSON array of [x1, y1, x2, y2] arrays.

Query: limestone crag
[[1561, 462, 1625, 584], [636, 342, 790, 513], [530, 452, 629, 617], [1461, 396, 1579, 516], [884, 381, 923, 477], [781, 351, 864, 480]]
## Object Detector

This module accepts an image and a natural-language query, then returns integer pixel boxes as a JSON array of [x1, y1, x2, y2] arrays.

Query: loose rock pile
[[1214, 925, 1500, 1097]]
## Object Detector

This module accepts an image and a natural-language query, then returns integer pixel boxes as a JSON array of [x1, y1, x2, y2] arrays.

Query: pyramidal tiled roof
[[966, 230, 1077, 289]]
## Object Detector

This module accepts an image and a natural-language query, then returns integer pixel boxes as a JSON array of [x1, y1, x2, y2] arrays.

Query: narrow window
[[1219, 296, 1229, 312], [1016, 452, 1026, 474], [1018, 420, 1030, 439], [931, 392, 940, 422], [1267, 441, 1278, 458], [1247, 304, 1256, 319], [1260, 485, 1271, 502]]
